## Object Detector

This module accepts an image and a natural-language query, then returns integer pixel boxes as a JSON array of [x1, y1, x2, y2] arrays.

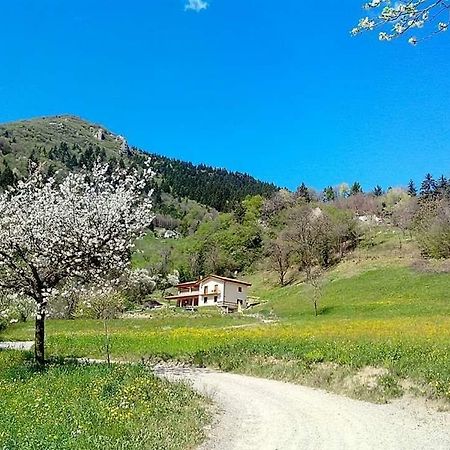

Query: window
[[204, 286, 208, 294], [214, 284, 219, 292], [204, 297, 208, 303], [238, 286, 243, 293], [214, 296, 218, 302]]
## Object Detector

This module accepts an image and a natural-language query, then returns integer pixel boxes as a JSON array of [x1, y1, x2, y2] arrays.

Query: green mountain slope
[[0, 115, 278, 212]]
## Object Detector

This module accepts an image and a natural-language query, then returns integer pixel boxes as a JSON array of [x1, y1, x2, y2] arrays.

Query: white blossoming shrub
[[0, 293, 36, 328], [353, 0, 449, 44], [0, 162, 154, 363], [124, 268, 158, 303], [152, 270, 180, 293], [166, 270, 180, 287]]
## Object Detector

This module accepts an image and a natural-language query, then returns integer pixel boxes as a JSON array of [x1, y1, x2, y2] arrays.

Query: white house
[[166, 275, 251, 312]]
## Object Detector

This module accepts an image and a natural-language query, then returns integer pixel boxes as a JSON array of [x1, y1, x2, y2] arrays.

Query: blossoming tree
[[0, 163, 154, 365], [353, 0, 449, 44]]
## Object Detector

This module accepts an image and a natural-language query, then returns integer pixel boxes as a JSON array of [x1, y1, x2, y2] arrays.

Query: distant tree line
[[149, 153, 278, 212]]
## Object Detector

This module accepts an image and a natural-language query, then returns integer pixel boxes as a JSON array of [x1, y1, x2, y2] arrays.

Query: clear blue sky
[[1, 0, 449, 190]]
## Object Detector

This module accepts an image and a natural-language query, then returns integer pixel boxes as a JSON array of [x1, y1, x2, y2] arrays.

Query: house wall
[[199, 279, 224, 306], [223, 282, 248, 308]]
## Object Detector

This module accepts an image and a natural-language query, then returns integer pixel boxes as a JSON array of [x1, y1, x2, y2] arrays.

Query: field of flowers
[[0, 351, 209, 450]]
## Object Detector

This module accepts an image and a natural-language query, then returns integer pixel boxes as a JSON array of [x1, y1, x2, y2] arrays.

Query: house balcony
[[166, 291, 200, 300], [202, 289, 221, 296]]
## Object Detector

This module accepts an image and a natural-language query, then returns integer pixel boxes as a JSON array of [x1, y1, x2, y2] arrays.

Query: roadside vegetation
[[0, 351, 209, 450]]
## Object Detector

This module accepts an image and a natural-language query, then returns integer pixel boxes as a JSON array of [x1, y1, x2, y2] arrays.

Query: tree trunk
[[35, 310, 46, 366]]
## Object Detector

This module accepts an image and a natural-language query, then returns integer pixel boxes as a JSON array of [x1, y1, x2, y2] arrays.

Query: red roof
[[203, 275, 252, 286], [176, 274, 251, 287], [175, 280, 200, 288]]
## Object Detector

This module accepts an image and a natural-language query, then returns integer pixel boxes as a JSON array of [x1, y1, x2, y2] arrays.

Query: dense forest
[[148, 153, 278, 211]]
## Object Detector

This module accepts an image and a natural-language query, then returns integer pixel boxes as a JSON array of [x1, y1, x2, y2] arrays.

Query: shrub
[[78, 292, 125, 320], [415, 199, 450, 258]]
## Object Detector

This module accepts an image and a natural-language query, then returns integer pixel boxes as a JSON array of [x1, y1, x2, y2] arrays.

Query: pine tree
[[323, 186, 335, 202], [407, 179, 417, 197], [350, 182, 363, 196], [373, 185, 383, 197], [436, 175, 449, 199], [296, 182, 311, 202], [420, 173, 436, 199]]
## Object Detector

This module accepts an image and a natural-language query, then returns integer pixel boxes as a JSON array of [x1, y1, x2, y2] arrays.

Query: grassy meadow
[[0, 351, 209, 450]]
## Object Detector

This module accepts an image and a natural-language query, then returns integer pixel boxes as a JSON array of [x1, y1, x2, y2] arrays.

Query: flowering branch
[[352, 0, 449, 44]]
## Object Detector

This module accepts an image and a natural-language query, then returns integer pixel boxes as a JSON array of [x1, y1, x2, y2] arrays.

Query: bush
[[415, 199, 450, 258], [123, 268, 157, 304], [77, 292, 125, 320]]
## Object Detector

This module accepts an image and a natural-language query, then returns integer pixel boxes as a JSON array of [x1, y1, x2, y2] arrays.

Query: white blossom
[[353, 0, 450, 44]]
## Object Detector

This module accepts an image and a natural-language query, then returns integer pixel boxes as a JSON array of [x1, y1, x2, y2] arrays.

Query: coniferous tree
[[350, 182, 363, 196], [296, 182, 311, 202], [373, 185, 383, 197], [436, 175, 449, 199], [420, 173, 436, 199], [323, 186, 335, 202], [407, 179, 417, 197]]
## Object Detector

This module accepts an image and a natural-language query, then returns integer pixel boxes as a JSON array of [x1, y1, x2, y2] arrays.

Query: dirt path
[[0, 341, 34, 351], [155, 365, 450, 450]]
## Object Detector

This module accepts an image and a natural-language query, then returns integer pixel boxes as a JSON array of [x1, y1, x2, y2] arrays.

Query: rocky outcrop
[[95, 128, 105, 141], [117, 135, 130, 155]]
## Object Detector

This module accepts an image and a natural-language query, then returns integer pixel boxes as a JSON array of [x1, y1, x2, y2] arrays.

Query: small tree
[[0, 163, 154, 365], [307, 268, 323, 317], [373, 185, 383, 197], [285, 206, 330, 315], [267, 236, 292, 286], [350, 182, 363, 196], [295, 182, 311, 203], [323, 186, 336, 202], [436, 175, 450, 199], [420, 173, 437, 199], [407, 179, 417, 197]]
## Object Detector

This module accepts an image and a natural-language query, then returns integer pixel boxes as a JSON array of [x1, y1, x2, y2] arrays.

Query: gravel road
[[155, 365, 450, 450]]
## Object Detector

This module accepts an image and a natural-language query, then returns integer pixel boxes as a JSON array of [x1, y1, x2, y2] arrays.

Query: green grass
[[0, 351, 209, 450], [250, 265, 450, 321]]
